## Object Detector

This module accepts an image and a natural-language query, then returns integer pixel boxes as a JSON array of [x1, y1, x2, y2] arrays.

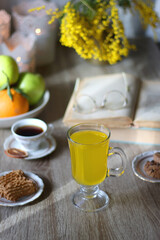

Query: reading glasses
[[73, 72, 128, 114]]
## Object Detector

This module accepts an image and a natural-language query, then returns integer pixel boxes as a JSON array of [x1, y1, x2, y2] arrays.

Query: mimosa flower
[[29, 0, 159, 64]]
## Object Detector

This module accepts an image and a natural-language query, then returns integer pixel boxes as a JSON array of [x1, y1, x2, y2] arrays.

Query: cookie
[[144, 160, 160, 179], [5, 148, 28, 158], [153, 152, 160, 164], [0, 170, 37, 201]]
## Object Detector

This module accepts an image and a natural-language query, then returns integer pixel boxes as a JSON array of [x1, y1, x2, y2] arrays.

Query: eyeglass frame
[[73, 72, 129, 114]]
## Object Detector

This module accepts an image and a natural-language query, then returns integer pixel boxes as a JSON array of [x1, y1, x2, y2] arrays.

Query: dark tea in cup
[[15, 125, 43, 137]]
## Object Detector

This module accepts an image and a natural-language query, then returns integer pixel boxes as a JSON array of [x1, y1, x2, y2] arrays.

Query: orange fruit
[[0, 88, 29, 118]]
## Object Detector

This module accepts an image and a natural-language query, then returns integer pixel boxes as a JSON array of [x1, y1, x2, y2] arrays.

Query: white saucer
[[0, 171, 44, 207], [4, 134, 56, 160], [132, 150, 160, 183]]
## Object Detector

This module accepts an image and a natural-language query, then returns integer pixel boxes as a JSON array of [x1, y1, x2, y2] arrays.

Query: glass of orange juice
[[67, 123, 127, 212]]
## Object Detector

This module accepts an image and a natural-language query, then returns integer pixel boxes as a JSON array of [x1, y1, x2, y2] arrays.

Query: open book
[[63, 73, 160, 129]]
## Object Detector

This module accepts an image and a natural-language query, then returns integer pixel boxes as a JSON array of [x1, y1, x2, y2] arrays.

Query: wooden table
[[0, 38, 160, 240]]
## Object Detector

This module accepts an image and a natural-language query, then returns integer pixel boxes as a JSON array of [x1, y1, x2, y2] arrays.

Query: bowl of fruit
[[0, 55, 50, 128]]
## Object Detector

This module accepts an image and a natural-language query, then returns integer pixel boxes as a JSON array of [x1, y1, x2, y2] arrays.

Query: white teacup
[[11, 118, 48, 152]]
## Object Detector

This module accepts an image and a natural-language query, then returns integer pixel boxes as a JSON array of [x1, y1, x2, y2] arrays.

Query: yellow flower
[[133, 0, 160, 28], [28, 5, 45, 13], [29, 0, 159, 64]]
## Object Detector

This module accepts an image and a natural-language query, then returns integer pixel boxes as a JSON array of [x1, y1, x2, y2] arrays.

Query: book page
[[63, 73, 140, 127], [134, 80, 160, 128], [110, 127, 160, 145]]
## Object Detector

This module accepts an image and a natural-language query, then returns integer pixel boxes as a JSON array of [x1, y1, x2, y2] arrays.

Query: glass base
[[72, 185, 109, 212]]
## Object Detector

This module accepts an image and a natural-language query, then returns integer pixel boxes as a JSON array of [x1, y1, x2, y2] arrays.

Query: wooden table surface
[[0, 38, 160, 240]]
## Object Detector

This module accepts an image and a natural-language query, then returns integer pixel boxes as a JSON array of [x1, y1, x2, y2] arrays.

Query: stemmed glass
[[67, 123, 127, 212]]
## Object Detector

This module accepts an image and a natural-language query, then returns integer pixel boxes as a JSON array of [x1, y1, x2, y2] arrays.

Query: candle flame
[[16, 56, 21, 62], [35, 28, 41, 35]]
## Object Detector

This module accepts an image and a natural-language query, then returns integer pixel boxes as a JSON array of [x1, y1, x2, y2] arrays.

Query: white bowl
[[0, 90, 50, 128]]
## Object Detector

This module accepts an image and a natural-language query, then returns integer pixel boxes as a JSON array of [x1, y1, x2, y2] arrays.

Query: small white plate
[[0, 90, 50, 128], [4, 134, 56, 160], [132, 150, 160, 183], [0, 171, 44, 207]]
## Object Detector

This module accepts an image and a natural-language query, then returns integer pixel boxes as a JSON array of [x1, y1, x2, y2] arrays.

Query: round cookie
[[153, 152, 160, 164], [144, 160, 160, 179]]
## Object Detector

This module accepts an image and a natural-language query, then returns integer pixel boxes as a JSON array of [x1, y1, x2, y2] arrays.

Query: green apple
[[0, 55, 19, 87], [17, 72, 45, 105]]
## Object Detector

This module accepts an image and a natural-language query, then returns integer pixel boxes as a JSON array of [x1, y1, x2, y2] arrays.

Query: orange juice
[[69, 130, 109, 186]]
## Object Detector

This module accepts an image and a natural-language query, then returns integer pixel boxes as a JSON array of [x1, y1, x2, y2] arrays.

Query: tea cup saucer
[[4, 134, 56, 160]]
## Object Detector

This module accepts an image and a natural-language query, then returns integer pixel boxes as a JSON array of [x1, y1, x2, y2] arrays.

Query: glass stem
[[80, 185, 99, 199]]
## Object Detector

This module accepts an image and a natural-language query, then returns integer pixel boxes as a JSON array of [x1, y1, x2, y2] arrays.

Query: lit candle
[[12, 0, 58, 66], [1, 32, 36, 72], [0, 10, 11, 43]]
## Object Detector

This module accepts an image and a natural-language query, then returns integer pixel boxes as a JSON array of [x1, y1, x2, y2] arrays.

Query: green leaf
[[73, 0, 97, 20], [14, 87, 28, 99], [2, 71, 13, 101], [118, 0, 131, 8], [7, 86, 13, 101], [0, 82, 8, 91]]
